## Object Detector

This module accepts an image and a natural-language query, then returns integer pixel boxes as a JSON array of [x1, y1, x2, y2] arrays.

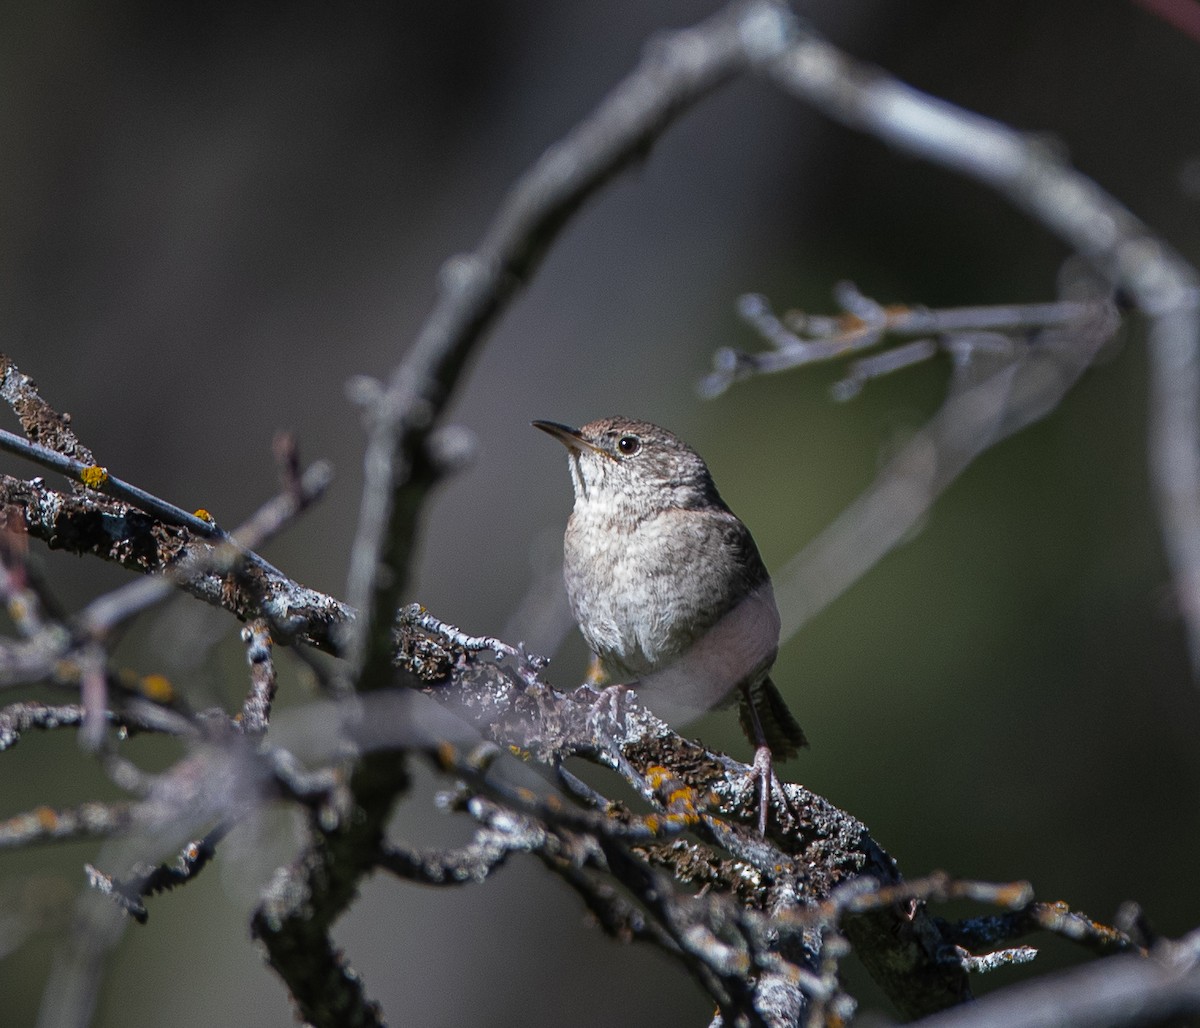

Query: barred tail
[[739, 676, 807, 760]]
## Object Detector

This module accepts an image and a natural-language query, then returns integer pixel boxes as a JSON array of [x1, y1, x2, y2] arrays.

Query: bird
[[533, 415, 806, 833]]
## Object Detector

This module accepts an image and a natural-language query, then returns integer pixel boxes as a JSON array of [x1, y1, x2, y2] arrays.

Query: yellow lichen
[[139, 673, 175, 703], [645, 765, 671, 788], [994, 881, 1035, 908], [80, 465, 108, 489], [193, 508, 214, 522]]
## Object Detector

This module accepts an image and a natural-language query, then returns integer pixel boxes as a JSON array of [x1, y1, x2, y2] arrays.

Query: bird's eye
[[616, 435, 641, 456]]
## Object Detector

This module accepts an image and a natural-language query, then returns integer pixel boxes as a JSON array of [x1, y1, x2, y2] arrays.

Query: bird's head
[[533, 416, 722, 515]]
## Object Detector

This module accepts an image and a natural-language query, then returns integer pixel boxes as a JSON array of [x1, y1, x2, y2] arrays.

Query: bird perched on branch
[[534, 416, 806, 833]]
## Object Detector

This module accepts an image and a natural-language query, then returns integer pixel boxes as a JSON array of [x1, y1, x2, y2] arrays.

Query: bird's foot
[[747, 744, 797, 836], [576, 681, 633, 739]]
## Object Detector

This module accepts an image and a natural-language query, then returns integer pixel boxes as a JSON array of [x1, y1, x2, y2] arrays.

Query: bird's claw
[[577, 681, 633, 739]]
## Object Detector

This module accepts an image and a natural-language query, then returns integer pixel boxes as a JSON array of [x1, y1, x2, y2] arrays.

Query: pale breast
[[562, 504, 775, 685]]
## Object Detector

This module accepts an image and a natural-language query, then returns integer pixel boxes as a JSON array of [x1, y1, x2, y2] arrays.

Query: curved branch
[[754, 19, 1200, 670]]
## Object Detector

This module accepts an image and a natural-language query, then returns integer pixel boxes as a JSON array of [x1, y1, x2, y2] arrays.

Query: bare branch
[[946, 899, 1144, 959], [239, 620, 277, 734], [769, 300, 1117, 643], [702, 288, 1107, 398], [375, 798, 540, 886], [85, 823, 229, 925], [909, 931, 1200, 1028], [0, 354, 96, 467], [251, 751, 400, 1028], [749, 18, 1200, 672], [0, 424, 221, 539], [0, 468, 345, 651], [0, 802, 135, 849]]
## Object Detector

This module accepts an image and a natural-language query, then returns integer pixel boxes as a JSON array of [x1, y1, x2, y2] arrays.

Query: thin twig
[[375, 803, 539, 886], [769, 300, 1118, 644], [0, 354, 96, 467], [753, 16, 1200, 673], [75, 459, 334, 641], [0, 425, 222, 538], [702, 289, 1102, 397], [85, 822, 230, 924], [907, 933, 1200, 1028], [239, 621, 277, 734], [0, 801, 135, 848], [946, 899, 1144, 959]]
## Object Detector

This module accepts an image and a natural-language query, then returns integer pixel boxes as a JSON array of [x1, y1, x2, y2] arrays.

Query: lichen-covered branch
[[0, 2, 1192, 1026], [0, 472, 348, 651], [0, 355, 96, 469], [251, 746, 407, 1028]]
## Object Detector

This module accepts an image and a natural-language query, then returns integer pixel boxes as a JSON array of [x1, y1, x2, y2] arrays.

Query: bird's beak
[[532, 420, 612, 459]]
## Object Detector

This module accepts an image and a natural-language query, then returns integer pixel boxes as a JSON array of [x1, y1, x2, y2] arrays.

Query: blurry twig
[[702, 286, 1107, 399], [0, 700, 192, 751], [0, 802, 136, 849], [743, 19, 1200, 673], [771, 297, 1117, 642], [85, 822, 230, 924], [375, 797, 539, 886], [239, 620, 276, 734], [946, 899, 1144, 959], [906, 928, 1200, 1028]]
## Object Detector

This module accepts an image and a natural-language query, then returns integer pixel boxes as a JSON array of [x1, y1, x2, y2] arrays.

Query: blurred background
[[1, 0, 1198, 1024]]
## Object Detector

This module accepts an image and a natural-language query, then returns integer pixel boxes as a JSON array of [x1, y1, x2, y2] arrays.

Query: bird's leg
[[740, 682, 795, 835], [751, 744, 773, 837], [584, 653, 607, 686]]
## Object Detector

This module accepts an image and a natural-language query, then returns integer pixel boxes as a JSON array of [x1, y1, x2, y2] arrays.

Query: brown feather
[[739, 676, 807, 760]]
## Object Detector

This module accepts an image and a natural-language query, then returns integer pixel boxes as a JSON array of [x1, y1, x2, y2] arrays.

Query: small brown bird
[[534, 416, 806, 833]]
